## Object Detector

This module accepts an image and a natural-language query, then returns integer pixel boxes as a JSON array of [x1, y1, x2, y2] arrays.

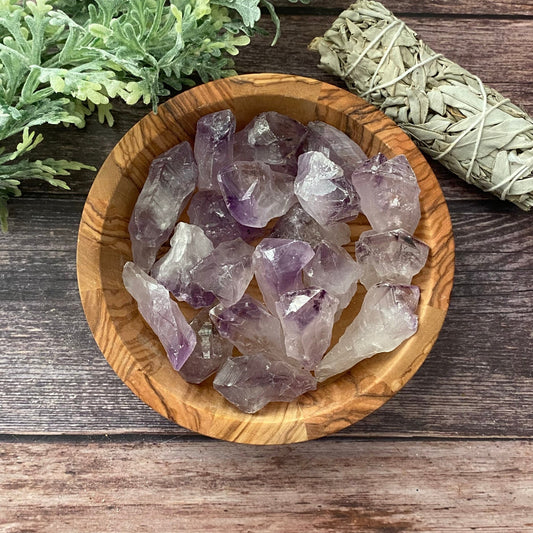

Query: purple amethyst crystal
[[233, 111, 308, 175], [305, 121, 367, 176], [252, 238, 315, 314], [209, 295, 286, 359], [270, 203, 351, 247], [122, 261, 196, 371], [294, 151, 360, 226], [213, 353, 317, 413], [275, 288, 339, 370], [303, 240, 362, 313], [128, 142, 197, 271], [178, 308, 233, 384], [351, 154, 421, 233], [187, 190, 263, 246], [151, 222, 215, 308], [190, 238, 254, 307], [355, 229, 430, 289], [217, 161, 297, 228], [315, 283, 420, 382], [194, 109, 236, 190]]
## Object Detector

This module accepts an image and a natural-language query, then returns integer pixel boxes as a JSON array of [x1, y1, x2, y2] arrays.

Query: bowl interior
[[77, 73, 454, 445]]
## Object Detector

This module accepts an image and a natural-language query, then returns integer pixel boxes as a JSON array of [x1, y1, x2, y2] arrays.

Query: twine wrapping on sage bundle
[[309, 0, 533, 210]]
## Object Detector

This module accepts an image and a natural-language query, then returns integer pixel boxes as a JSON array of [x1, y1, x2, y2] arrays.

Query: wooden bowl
[[77, 73, 454, 445]]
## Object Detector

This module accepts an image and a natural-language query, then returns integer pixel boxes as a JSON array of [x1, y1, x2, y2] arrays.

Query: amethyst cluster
[[123, 109, 429, 414]]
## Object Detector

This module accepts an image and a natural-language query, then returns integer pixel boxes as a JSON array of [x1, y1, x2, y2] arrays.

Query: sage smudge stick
[[310, 0, 533, 210]]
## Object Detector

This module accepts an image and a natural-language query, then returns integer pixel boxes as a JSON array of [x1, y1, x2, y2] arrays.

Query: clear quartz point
[[151, 222, 215, 308], [303, 240, 362, 313], [179, 308, 233, 384], [355, 228, 430, 289], [295, 151, 360, 226], [315, 283, 420, 382], [233, 111, 308, 175], [191, 238, 254, 307], [194, 109, 236, 190], [275, 288, 339, 370], [305, 120, 367, 176], [351, 154, 421, 233]]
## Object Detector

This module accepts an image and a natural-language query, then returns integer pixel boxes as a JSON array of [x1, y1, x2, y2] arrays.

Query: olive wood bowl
[[77, 73, 454, 445]]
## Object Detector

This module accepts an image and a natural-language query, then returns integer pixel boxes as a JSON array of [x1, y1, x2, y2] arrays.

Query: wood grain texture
[[1, 438, 531, 532], [274, 0, 533, 15], [236, 16, 533, 92], [0, 2, 531, 529], [12, 17, 533, 199], [1, 11, 531, 440], [1, 193, 530, 438], [76, 74, 454, 444], [0, 7, 530, 530], [1, 280, 532, 437]]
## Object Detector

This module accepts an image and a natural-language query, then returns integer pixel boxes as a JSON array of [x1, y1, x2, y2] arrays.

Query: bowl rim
[[76, 73, 455, 445]]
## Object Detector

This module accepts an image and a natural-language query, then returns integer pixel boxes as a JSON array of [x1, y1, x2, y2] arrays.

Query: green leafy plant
[[0, 0, 301, 231]]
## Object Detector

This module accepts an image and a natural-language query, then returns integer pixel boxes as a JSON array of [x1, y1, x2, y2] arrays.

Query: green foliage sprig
[[0, 0, 299, 231]]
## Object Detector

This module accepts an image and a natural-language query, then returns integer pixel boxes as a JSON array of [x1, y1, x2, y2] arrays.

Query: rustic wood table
[[1, 1, 532, 531]]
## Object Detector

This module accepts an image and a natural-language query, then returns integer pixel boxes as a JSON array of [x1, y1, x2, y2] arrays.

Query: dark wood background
[[1, 1, 532, 530]]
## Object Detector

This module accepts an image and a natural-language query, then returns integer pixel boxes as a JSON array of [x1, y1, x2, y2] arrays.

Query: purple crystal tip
[[218, 161, 296, 228], [195, 109, 236, 191], [128, 141, 197, 271], [209, 295, 286, 359], [122, 261, 196, 371], [275, 287, 339, 370], [213, 353, 317, 413], [252, 238, 315, 314], [187, 190, 263, 247]]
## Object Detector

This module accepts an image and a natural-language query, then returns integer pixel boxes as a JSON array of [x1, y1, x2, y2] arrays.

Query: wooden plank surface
[[1, 438, 531, 532], [1, 12, 532, 437], [1, 1, 532, 529], [0, 194, 531, 436], [237, 16, 533, 92], [12, 15, 533, 198], [275, 0, 533, 15]]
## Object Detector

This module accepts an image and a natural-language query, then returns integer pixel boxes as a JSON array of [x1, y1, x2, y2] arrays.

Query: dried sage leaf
[[309, 0, 533, 210]]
